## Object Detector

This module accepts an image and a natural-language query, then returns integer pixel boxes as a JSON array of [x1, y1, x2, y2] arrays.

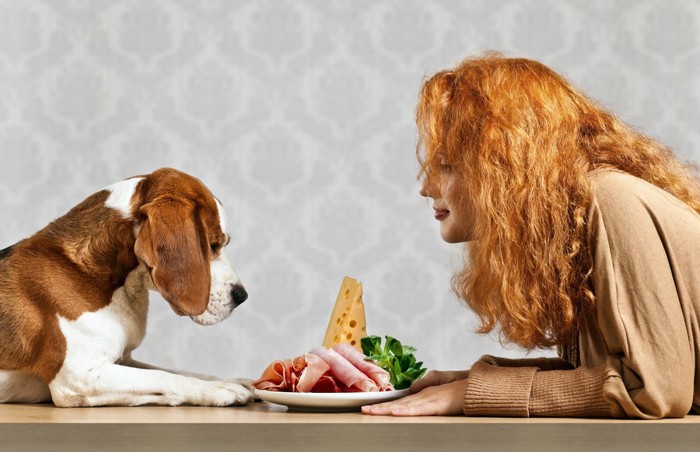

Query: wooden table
[[1, 402, 699, 452]]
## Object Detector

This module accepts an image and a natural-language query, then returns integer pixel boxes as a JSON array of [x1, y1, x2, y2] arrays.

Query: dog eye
[[210, 243, 221, 253]]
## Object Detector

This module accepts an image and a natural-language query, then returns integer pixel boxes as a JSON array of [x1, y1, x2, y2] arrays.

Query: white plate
[[255, 389, 410, 412]]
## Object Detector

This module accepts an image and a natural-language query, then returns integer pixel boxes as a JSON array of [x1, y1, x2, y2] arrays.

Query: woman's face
[[419, 161, 476, 243]]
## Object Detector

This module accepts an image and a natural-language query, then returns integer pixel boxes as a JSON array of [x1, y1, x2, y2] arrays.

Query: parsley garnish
[[361, 335, 427, 390]]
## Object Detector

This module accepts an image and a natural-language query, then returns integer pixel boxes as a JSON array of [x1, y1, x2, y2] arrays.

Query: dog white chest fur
[[0, 168, 252, 407]]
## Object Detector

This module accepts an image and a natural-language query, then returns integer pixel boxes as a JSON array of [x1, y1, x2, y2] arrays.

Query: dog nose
[[231, 285, 248, 306]]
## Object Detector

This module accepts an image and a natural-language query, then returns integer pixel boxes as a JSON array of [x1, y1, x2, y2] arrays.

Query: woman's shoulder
[[588, 169, 655, 199], [587, 169, 696, 216], [586, 169, 700, 244]]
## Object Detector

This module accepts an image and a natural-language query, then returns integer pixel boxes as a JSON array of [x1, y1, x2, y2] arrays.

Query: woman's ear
[[134, 197, 210, 316]]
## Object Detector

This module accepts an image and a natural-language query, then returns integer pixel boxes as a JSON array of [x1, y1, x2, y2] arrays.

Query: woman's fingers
[[362, 371, 471, 416], [362, 379, 468, 416], [361, 393, 421, 415]]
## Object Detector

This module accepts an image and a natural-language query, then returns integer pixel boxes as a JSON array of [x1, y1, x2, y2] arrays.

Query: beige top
[[463, 170, 700, 419]]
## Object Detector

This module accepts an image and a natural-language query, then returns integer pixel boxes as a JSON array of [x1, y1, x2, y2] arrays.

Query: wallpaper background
[[1, 0, 699, 380]]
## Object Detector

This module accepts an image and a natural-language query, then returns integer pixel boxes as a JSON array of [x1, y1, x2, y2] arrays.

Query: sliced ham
[[252, 359, 294, 391], [254, 345, 396, 393], [310, 375, 345, 393], [310, 347, 378, 392], [333, 342, 393, 391], [295, 354, 331, 393]]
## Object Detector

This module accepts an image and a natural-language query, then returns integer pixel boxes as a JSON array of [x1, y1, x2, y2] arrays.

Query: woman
[[362, 54, 700, 418]]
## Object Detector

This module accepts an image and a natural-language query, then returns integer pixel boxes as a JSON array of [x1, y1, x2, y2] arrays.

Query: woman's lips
[[434, 208, 450, 220]]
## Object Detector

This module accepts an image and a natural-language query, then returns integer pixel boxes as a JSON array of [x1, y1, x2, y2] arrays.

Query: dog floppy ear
[[134, 196, 210, 316]]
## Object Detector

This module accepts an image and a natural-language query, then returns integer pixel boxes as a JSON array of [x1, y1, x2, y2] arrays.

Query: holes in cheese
[[322, 276, 367, 352]]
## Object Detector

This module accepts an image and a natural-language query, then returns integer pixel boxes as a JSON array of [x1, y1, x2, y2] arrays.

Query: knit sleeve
[[479, 355, 574, 371], [463, 356, 610, 417]]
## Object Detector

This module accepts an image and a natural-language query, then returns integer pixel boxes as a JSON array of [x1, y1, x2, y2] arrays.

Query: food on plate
[[322, 276, 367, 351], [253, 353, 331, 392], [361, 335, 427, 390], [309, 347, 379, 392], [253, 337, 426, 393], [253, 342, 393, 393], [253, 277, 427, 394], [333, 342, 391, 388]]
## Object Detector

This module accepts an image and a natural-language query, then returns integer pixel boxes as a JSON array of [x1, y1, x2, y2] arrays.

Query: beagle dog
[[0, 168, 253, 407]]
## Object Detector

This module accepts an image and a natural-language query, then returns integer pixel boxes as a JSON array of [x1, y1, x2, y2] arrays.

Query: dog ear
[[134, 196, 210, 316]]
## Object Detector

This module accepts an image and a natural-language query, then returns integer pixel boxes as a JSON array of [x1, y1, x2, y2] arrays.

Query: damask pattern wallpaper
[[1, 0, 698, 379]]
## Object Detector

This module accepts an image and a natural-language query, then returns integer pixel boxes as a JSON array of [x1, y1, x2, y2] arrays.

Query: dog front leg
[[118, 355, 255, 391], [119, 355, 219, 381], [49, 364, 253, 407]]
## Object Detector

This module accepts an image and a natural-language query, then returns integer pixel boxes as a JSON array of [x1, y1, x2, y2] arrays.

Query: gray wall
[[1, 0, 698, 380]]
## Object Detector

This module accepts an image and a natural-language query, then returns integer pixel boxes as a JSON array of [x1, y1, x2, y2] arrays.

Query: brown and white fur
[[0, 168, 253, 407]]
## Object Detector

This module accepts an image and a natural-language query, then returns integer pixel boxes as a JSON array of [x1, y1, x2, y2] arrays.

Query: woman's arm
[[409, 369, 470, 393], [362, 378, 468, 416], [478, 355, 573, 371], [463, 357, 610, 417]]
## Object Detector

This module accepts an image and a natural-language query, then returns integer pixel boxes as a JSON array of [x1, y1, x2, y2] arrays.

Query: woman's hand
[[409, 369, 470, 393], [361, 378, 468, 416]]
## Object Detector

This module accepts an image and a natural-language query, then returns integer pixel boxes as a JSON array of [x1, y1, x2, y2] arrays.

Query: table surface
[[0, 400, 699, 423], [2, 402, 700, 452]]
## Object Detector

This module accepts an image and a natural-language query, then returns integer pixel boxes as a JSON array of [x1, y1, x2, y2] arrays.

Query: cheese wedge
[[322, 276, 367, 352]]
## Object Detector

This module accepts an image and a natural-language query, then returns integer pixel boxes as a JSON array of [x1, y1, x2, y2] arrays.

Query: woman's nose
[[419, 178, 430, 198]]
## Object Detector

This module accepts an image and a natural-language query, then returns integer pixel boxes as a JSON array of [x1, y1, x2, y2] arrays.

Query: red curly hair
[[417, 54, 700, 349]]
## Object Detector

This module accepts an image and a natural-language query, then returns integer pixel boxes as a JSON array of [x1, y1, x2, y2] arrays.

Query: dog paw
[[225, 378, 260, 401], [227, 378, 255, 392], [200, 380, 254, 406]]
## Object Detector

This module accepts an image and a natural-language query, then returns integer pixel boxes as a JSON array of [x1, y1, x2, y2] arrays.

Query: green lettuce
[[361, 335, 427, 390]]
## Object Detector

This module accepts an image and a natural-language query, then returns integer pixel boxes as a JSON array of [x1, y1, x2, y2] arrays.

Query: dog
[[0, 168, 254, 407]]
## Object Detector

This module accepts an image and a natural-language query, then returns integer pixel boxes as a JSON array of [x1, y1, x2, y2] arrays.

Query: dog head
[[133, 168, 247, 325]]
